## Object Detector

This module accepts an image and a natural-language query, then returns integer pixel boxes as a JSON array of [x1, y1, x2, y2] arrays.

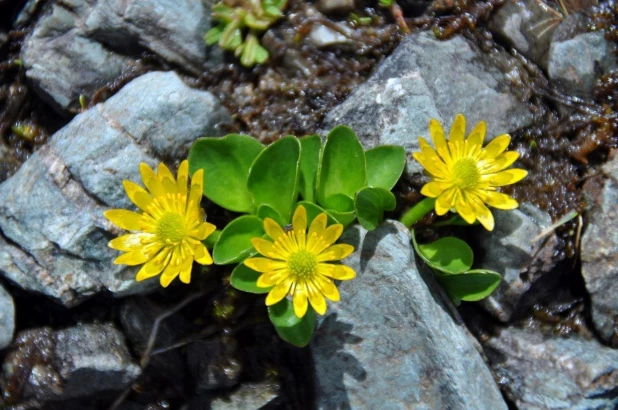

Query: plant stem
[[400, 197, 435, 228]]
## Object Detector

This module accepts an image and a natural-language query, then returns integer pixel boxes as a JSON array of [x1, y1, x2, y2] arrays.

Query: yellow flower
[[413, 114, 528, 231], [244, 205, 356, 318], [104, 160, 216, 287]]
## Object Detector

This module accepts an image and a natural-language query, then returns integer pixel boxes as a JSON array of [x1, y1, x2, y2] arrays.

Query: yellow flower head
[[413, 114, 528, 231], [104, 160, 216, 287], [244, 205, 356, 318]]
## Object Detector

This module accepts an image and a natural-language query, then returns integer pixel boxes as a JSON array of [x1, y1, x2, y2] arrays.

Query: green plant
[[188, 127, 405, 345], [205, 0, 287, 67]]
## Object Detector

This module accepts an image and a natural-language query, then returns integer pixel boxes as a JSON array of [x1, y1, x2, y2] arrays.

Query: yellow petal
[[159, 258, 181, 288], [313, 276, 340, 302], [466, 120, 486, 158], [264, 218, 285, 241], [135, 249, 171, 281], [178, 258, 194, 284], [161, 176, 178, 194], [322, 224, 343, 247], [479, 191, 519, 210], [139, 163, 159, 195], [293, 205, 307, 233], [435, 187, 457, 216], [190, 222, 217, 241], [487, 169, 528, 186], [244, 257, 286, 273], [123, 180, 153, 212], [454, 195, 476, 225], [109, 233, 156, 251], [317, 244, 354, 262], [413, 152, 448, 179], [176, 160, 189, 197], [193, 243, 213, 265], [481, 134, 511, 160], [469, 194, 495, 231], [114, 242, 164, 266], [157, 163, 175, 183], [429, 119, 451, 163], [265, 280, 292, 306], [420, 181, 446, 198], [257, 269, 287, 287], [450, 114, 466, 145], [143, 176, 167, 197], [104, 209, 143, 231], [293, 286, 309, 317], [306, 284, 326, 315], [252, 237, 287, 259], [319, 264, 356, 280], [189, 169, 204, 209]]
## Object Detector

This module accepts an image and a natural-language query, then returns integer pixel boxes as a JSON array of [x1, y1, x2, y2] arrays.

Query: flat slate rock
[[0, 283, 15, 350], [484, 326, 618, 410], [311, 221, 507, 410], [0, 71, 230, 307], [582, 151, 618, 345], [322, 31, 535, 179]]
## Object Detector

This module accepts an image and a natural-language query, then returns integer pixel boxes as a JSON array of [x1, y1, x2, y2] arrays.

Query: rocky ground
[[0, 0, 617, 409]]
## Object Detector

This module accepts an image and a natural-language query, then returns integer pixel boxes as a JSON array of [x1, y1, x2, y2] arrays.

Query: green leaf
[[205, 25, 224, 45], [296, 201, 339, 225], [248, 136, 300, 222], [189, 134, 263, 213], [211, 4, 236, 22], [257, 204, 285, 226], [230, 263, 272, 294], [323, 193, 354, 213], [365, 145, 406, 190], [298, 135, 321, 203], [213, 215, 264, 264], [254, 43, 269, 64], [411, 231, 473, 274], [437, 269, 502, 302], [327, 209, 356, 227], [354, 187, 396, 231], [268, 298, 316, 347], [220, 23, 242, 50], [317, 126, 366, 207]]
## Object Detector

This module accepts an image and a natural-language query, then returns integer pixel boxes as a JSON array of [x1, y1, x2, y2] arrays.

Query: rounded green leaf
[[298, 135, 321, 203], [354, 187, 396, 231], [365, 145, 406, 190], [189, 134, 263, 213], [213, 215, 264, 264], [411, 232, 473, 274], [323, 193, 354, 213], [205, 25, 224, 45], [317, 126, 366, 207], [296, 201, 339, 225], [230, 263, 272, 294], [248, 136, 300, 222], [437, 269, 502, 302], [268, 298, 316, 347], [327, 209, 356, 227], [257, 204, 285, 226]]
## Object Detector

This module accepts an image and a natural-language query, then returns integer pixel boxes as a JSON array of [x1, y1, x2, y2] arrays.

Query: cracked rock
[[311, 221, 507, 410], [478, 203, 560, 322], [322, 31, 535, 179], [582, 151, 618, 345], [0, 323, 140, 403], [484, 326, 618, 409], [0, 283, 15, 350], [22, 0, 222, 112], [0, 71, 231, 307]]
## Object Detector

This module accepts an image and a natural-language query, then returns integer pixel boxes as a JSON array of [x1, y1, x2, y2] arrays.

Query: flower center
[[156, 212, 187, 245], [288, 250, 317, 279], [452, 158, 481, 189]]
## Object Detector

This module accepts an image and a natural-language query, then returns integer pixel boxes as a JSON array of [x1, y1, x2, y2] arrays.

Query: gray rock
[[489, 0, 561, 69], [309, 25, 353, 49], [0, 283, 15, 350], [0, 71, 231, 306], [316, 0, 355, 14], [22, 0, 221, 112], [209, 382, 280, 410], [187, 337, 242, 393], [581, 151, 618, 345], [479, 203, 560, 322], [0, 323, 140, 403], [484, 326, 618, 409], [322, 31, 535, 179], [312, 221, 507, 410], [548, 17, 616, 99]]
